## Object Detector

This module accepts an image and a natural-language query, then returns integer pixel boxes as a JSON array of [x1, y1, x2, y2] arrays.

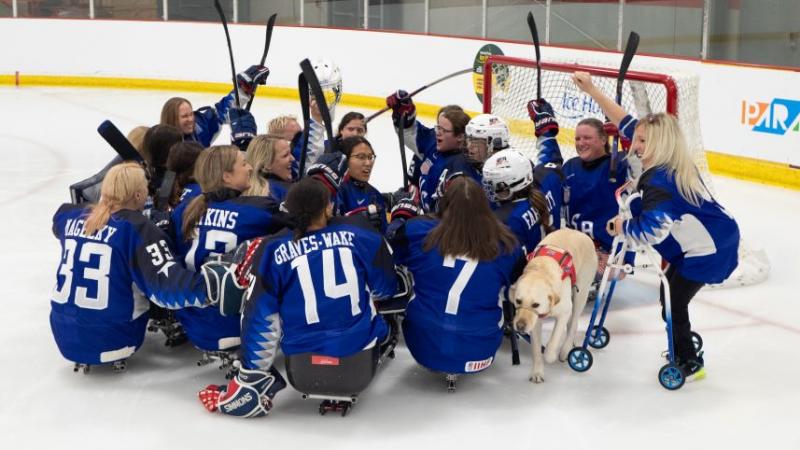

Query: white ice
[[1, 87, 799, 450]]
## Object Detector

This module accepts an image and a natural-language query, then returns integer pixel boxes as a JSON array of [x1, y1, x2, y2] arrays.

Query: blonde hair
[[127, 126, 149, 156], [636, 113, 707, 207], [244, 134, 288, 196], [160, 97, 191, 129], [181, 145, 240, 239], [268, 115, 299, 139], [84, 162, 147, 236]]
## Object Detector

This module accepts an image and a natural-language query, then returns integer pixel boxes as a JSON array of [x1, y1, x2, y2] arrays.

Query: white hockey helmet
[[481, 149, 534, 203], [310, 58, 343, 109], [465, 114, 509, 164]]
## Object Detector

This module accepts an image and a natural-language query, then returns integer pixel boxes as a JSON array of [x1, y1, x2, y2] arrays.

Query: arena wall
[[1, 18, 797, 188]]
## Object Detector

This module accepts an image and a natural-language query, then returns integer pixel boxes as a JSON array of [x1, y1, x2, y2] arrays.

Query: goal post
[[483, 55, 769, 288]]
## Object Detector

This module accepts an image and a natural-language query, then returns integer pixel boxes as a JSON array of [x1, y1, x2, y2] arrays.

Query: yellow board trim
[[3, 73, 798, 190]]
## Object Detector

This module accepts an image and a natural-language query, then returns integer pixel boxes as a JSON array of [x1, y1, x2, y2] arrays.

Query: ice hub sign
[[741, 98, 800, 136]]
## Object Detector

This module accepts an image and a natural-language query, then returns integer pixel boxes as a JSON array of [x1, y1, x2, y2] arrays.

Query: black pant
[[659, 265, 704, 361]]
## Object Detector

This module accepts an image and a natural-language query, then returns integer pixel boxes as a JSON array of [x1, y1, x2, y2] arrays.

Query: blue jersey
[[267, 176, 291, 203], [171, 191, 288, 351], [241, 217, 396, 368], [50, 204, 207, 365], [623, 162, 739, 284], [563, 154, 628, 252], [186, 91, 236, 147], [336, 178, 388, 232], [179, 182, 202, 204], [410, 121, 482, 212], [389, 217, 525, 373], [494, 198, 549, 255], [533, 162, 564, 231]]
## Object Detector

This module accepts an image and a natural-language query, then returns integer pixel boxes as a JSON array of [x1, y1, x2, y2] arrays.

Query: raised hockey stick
[[245, 13, 278, 111], [526, 11, 542, 101], [609, 31, 640, 183], [365, 68, 472, 124], [297, 73, 311, 177], [213, 0, 241, 108], [396, 112, 409, 188], [97, 120, 144, 164], [300, 58, 335, 154]]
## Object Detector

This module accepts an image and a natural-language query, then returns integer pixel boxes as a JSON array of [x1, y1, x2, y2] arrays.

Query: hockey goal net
[[483, 55, 769, 288]]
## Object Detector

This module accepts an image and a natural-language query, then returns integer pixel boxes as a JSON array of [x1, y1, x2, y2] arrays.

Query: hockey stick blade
[[214, 0, 241, 108], [297, 73, 311, 177], [97, 120, 143, 164], [616, 31, 640, 103], [609, 31, 640, 182], [527, 11, 542, 101], [366, 67, 472, 123], [245, 13, 278, 111], [300, 58, 335, 153]]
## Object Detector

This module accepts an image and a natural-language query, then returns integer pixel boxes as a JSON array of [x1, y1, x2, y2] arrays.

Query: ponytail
[[285, 178, 330, 241], [84, 162, 147, 236], [181, 194, 209, 240], [84, 202, 114, 237], [528, 188, 554, 235]]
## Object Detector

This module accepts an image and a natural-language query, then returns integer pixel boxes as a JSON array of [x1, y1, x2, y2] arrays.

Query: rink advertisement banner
[[0, 18, 798, 178]]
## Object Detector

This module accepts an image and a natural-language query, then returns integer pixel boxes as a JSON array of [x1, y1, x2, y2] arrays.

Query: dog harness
[[528, 245, 577, 287]]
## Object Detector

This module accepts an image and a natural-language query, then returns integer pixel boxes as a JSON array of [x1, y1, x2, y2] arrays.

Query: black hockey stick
[[300, 58, 335, 154], [213, 0, 241, 108], [609, 32, 640, 182], [245, 13, 278, 111], [297, 72, 311, 178], [97, 120, 144, 164], [503, 300, 521, 366], [155, 170, 176, 211], [526, 11, 542, 101], [396, 112, 409, 188], [365, 68, 472, 124]]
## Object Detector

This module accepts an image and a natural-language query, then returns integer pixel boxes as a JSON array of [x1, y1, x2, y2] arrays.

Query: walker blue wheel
[[691, 332, 703, 352], [588, 326, 610, 349], [658, 363, 685, 390], [568, 347, 593, 372]]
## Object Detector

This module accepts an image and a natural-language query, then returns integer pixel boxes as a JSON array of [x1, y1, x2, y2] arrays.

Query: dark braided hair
[[285, 177, 331, 241]]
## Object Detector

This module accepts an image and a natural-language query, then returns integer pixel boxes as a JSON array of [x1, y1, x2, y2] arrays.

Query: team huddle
[[50, 59, 740, 417]]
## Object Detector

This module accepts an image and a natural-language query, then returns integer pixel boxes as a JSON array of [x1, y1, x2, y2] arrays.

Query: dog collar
[[528, 245, 577, 287]]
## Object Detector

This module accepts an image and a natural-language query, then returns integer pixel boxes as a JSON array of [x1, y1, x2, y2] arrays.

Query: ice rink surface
[[1, 87, 799, 450]]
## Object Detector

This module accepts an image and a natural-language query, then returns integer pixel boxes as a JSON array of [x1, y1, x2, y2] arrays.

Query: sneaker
[[678, 353, 706, 383]]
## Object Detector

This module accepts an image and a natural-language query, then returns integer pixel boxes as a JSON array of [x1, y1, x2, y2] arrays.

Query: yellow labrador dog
[[513, 229, 598, 383]]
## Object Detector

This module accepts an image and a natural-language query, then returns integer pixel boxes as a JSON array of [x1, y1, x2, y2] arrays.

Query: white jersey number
[[185, 229, 239, 270], [291, 247, 361, 325], [52, 239, 112, 310], [443, 256, 478, 315]]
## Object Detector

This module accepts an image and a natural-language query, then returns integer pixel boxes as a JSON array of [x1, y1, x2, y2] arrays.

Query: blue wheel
[[691, 332, 703, 352], [658, 363, 685, 390], [588, 326, 610, 349], [568, 347, 593, 372]]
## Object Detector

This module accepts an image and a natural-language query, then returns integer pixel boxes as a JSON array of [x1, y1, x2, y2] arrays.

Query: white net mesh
[[485, 56, 769, 288]]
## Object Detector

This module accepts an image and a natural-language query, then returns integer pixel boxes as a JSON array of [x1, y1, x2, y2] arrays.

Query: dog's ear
[[548, 292, 560, 306]]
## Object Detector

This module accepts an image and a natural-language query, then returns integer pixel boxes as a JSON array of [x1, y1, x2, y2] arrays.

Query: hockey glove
[[390, 198, 422, 222], [345, 204, 383, 230], [306, 163, 341, 197], [201, 261, 248, 316], [236, 65, 270, 97], [199, 365, 286, 418], [229, 108, 257, 151], [386, 90, 416, 128], [388, 184, 421, 208], [602, 122, 631, 152], [527, 98, 559, 138]]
